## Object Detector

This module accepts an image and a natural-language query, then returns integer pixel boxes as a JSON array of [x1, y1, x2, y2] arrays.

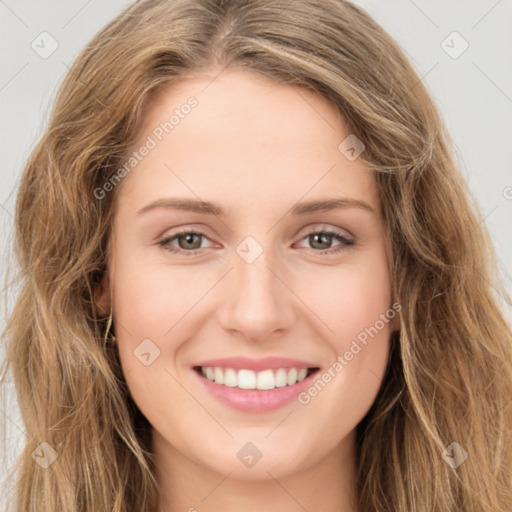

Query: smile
[[195, 366, 317, 390], [191, 357, 321, 412]]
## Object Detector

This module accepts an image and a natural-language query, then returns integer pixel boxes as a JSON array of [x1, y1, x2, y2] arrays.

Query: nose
[[216, 247, 297, 343]]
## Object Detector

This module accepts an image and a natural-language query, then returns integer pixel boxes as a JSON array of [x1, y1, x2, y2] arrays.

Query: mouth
[[193, 365, 320, 390], [192, 363, 321, 413]]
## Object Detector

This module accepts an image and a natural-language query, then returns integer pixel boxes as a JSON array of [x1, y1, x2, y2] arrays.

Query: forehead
[[142, 68, 351, 151], [115, 69, 379, 217]]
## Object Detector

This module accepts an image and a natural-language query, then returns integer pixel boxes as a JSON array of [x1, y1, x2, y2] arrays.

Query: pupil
[[181, 233, 201, 249], [311, 233, 331, 249]]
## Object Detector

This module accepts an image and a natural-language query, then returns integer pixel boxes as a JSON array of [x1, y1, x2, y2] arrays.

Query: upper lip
[[193, 356, 320, 372]]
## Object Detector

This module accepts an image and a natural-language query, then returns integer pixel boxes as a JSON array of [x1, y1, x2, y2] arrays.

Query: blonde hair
[[2, 0, 511, 510]]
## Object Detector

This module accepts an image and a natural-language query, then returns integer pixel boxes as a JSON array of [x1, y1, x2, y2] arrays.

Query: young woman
[[2, 0, 511, 511]]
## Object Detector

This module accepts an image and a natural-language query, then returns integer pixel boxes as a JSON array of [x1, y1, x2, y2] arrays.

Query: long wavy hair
[[2, 0, 511, 510]]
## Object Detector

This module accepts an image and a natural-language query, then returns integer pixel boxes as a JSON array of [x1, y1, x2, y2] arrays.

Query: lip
[[191, 357, 320, 413], [192, 356, 317, 372]]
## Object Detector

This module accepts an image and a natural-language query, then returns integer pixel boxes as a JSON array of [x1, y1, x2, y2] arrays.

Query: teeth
[[287, 368, 298, 386], [275, 368, 288, 387], [200, 366, 314, 390], [238, 369, 256, 389], [297, 368, 308, 382], [256, 369, 275, 390], [223, 368, 237, 387], [214, 367, 224, 385]]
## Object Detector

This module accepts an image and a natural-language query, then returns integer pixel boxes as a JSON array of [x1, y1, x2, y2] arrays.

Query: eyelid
[[156, 227, 217, 250], [157, 224, 214, 242], [297, 224, 354, 242]]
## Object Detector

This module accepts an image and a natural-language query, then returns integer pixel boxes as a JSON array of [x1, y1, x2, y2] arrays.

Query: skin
[[97, 68, 399, 512]]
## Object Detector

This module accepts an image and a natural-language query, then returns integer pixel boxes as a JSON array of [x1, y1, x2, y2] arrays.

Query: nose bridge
[[217, 240, 294, 341]]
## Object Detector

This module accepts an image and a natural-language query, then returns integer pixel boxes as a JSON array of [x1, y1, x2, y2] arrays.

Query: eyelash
[[157, 227, 355, 257]]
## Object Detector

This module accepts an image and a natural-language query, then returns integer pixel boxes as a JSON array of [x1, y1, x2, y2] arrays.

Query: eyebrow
[[136, 197, 375, 216]]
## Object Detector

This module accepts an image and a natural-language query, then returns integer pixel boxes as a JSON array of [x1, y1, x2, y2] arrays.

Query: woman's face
[[100, 69, 398, 481]]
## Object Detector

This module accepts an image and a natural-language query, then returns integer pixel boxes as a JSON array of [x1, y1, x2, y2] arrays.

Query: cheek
[[110, 258, 204, 425], [302, 255, 392, 349], [110, 253, 229, 406], [294, 251, 393, 421], [112, 253, 210, 340]]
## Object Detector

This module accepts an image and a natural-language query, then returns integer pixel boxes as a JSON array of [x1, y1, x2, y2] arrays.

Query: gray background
[[1, 0, 511, 503]]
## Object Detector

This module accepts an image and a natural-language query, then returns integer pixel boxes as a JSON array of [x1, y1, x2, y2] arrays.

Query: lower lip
[[193, 369, 319, 413]]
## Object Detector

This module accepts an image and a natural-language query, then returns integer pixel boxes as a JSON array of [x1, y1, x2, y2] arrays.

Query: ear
[[95, 271, 111, 317]]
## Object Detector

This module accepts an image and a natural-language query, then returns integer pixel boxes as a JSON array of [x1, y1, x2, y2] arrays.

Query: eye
[[295, 227, 355, 255], [157, 226, 355, 256], [157, 229, 214, 256]]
